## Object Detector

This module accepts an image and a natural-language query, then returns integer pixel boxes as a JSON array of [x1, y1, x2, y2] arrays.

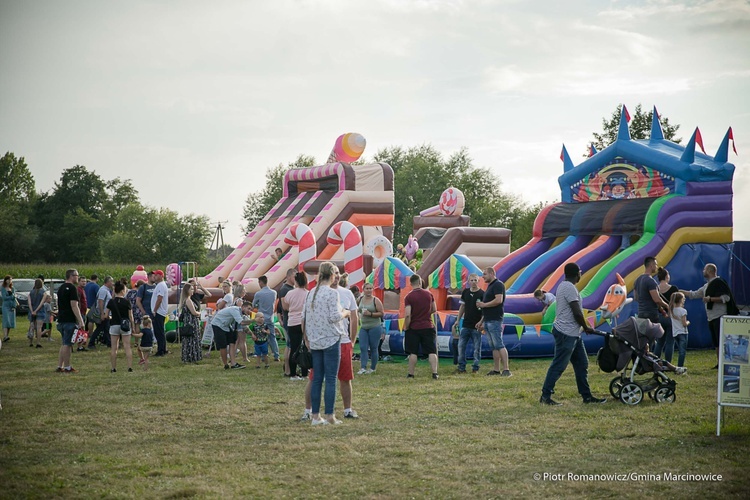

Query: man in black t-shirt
[[56, 269, 85, 373], [634, 256, 668, 323], [478, 267, 511, 377], [454, 273, 484, 373]]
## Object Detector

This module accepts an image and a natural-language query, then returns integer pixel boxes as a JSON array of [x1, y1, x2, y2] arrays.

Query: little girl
[[133, 317, 154, 371], [669, 292, 689, 370]]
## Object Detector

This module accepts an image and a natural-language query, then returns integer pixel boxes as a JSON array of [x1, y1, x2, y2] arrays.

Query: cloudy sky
[[2, 0, 748, 247]]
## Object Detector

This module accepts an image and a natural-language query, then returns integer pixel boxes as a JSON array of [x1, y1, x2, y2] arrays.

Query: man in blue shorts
[[56, 269, 85, 373], [478, 267, 511, 377]]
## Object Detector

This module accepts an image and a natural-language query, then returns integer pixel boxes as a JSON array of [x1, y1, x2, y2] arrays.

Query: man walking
[[404, 274, 439, 379], [84, 274, 100, 339], [56, 269, 85, 373], [477, 267, 511, 377], [680, 263, 739, 368], [540, 262, 606, 405], [150, 270, 169, 356], [252, 275, 279, 361], [454, 273, 484, 374]]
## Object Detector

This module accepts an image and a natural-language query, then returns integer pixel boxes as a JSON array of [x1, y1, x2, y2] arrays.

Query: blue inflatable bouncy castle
[[380, 106, 736, 358]]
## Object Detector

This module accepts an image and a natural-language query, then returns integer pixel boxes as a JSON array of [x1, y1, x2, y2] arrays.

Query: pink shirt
[[285, 288, 308, 327]]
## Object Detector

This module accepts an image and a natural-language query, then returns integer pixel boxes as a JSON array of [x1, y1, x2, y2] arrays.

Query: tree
[[590, 104, 681, 153], [0, 152, 39, 260], [242, 155, 316, 232], [0, 152, 35, 204]]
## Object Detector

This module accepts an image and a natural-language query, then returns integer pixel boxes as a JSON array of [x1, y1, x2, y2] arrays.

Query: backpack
[[596, 337, 618, 373]]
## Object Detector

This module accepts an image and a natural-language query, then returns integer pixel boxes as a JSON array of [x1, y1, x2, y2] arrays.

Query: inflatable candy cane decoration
[[327, 221, 365, 290], [284, 223, 317, 289]]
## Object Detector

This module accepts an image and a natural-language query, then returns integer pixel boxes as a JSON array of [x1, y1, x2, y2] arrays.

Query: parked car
[[13, 279, 37, 315]]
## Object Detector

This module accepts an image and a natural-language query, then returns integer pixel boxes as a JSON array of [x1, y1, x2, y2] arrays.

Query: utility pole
[[210, 220, 228, 259]]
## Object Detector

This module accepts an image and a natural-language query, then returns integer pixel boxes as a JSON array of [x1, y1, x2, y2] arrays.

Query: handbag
[[120, 318, 131, 332], [178, 307, 196, 338], [294, 342, 313, 370], [87, 304, 102, 324]]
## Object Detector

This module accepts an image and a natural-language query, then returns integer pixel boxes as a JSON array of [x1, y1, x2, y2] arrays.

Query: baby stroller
[[595, 317, 678, 406]]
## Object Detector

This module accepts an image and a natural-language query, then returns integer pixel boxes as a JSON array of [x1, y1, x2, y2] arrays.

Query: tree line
[[0, 157, 211, 264]]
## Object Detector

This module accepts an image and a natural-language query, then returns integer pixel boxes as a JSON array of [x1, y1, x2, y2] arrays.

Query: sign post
[[717, 315, 750, 436]]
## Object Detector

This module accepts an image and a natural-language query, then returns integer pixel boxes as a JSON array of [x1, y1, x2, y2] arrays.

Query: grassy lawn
[[1, 316, 748, 499]]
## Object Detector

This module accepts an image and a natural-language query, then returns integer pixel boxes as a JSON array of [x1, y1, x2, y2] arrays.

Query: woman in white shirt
[[303, 262, 349, 425]]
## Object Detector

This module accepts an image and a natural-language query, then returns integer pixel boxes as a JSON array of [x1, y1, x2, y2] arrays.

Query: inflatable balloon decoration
[[404, 234, 419, 262], [366, 235, 393, 268], [327, 133, 366, 164], [130, 265, 148, 287], [598, 273, 633, 320]]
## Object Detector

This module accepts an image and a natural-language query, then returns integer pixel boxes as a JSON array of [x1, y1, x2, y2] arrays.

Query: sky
[[1, 0, 749, 248]]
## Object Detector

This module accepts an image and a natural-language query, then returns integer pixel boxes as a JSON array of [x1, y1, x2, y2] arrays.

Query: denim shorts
[[254, 342, 268, 356], [485, 320, 505, 350], [57, 322, 76, 347]]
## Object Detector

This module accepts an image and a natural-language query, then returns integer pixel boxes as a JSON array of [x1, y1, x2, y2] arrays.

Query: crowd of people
[[0, 255, 741, 417]]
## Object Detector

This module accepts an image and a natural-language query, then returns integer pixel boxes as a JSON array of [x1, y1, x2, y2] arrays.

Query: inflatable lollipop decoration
[[130, 265, 148, 287], [327, 133, 366, 163], [327, 221, 365, 290], [438, 187, 465, 216], [166, 263, 182, 287], [405, 234, 419, 262]]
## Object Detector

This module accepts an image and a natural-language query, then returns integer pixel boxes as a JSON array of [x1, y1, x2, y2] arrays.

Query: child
[[670, 292, 689, 371], [533, 289, 556, 315], [133, 317, 154, 371], [251, 312, 271, 369]]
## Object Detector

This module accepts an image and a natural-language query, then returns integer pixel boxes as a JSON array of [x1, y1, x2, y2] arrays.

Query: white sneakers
[[357, 368, 376, 375]]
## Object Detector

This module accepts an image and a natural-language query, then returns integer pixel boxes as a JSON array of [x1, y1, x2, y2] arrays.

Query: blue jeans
[[311, 341, 341, 415], [266, 322, 280, 360], [542, 328, 592, 400], [359, 325, 382, 370], [458, 328, 482, 371], [675, 334, 688, 367], [653, 316, 674, 362]]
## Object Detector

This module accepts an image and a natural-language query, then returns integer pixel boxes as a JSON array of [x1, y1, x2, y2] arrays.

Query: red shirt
[[405, 288, 434, 330], [77, 286, 87, 314]]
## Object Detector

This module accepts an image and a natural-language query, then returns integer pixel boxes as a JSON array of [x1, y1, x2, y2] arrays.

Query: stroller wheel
[[654, 386, 676, 404], [609, 377, 624, 399], [620, 382, 643, 405]]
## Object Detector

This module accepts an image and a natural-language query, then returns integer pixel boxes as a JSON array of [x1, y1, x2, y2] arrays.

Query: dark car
[[13, 279, 37, 315]]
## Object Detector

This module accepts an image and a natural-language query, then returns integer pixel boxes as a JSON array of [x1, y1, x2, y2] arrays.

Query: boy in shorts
[[133, 317, 154, 371], [251, 312, 271, 369]]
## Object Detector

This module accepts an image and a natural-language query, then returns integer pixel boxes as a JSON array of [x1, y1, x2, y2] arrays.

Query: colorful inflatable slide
[[201, 159, 394, 293]]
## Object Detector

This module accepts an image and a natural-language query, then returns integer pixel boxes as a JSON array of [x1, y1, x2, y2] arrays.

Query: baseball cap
[[153, 270, 164, 277]]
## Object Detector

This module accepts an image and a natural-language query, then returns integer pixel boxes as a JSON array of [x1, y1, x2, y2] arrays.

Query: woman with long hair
[[107, 282, 135, 372], [283, 272, 309, 380], [357, 282, 384, 374], [28, 279, 51, 348], [303, 262, 349, 425], [179, 282, 202, 364], [654, 266, 678, 362], [2, 275, 17, 342]]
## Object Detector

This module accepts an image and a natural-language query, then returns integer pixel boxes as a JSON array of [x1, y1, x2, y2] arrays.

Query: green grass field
[[1, 316, 748, 499]]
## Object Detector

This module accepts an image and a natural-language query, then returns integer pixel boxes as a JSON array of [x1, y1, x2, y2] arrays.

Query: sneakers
[[77, 347, 88, 352], [63, 367, 77, 374], [357, 368, 368, 375], [55, 367, 64, 373], [366, 369, 375, 374], [472, 368, 480, 374], [487, 370, 501, 376], [231, 363, 246, 369], [36, 344, 43, 349], [128, 368, 133, 373], [311, 418, 329, 426], [344, 410, 359, 419], [407, 374, 415, 378], [289, 376, 303, 381], [224, 364, 230, 370], [328, 418, 343, 425], [111, 368, 117, 373], [432, 373, 439, 380], [500, 370, 513, 377], [675, 367, 688, 375], [540, 396, 562, 406], [455, 369, 467, 374], [583, 396, 607, 404], [300, 412, 312, 422]]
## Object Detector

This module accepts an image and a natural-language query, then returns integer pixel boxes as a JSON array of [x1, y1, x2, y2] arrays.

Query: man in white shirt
[[212, 302, 254, 369], [88, 276, 113, 349], [150, 270, 169, 356], [332, 271, 360, 419]]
